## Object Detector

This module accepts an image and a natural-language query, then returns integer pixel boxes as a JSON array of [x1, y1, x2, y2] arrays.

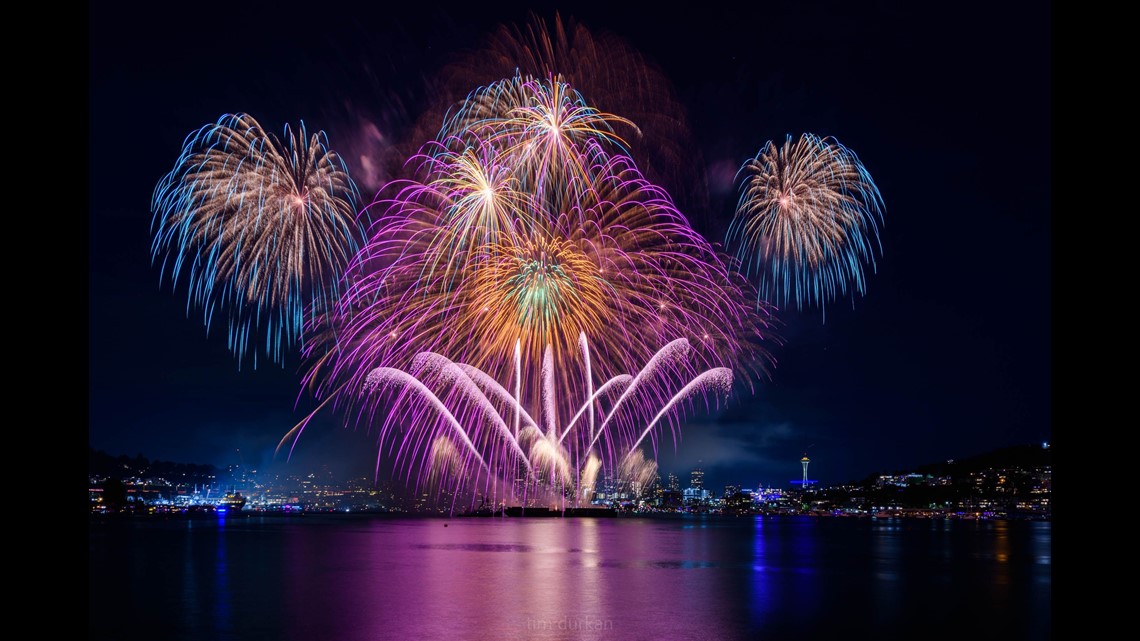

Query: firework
[[300, 76, 773, 430], [284, 73, 777, 511], [151, 113, 363, 367], [291, 334, 732, 510], [727, 133, 885, 314], [404, 12, 707, 217]]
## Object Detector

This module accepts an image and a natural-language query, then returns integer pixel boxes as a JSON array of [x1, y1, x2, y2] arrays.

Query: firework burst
[[151, 113, 363, 367], [727, 133, 884, 314], [409, 11, 707, 217], [301, 76, 774, 433]]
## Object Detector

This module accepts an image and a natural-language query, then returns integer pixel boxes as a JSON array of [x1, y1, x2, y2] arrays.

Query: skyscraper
[[690, 467, 704, 492]]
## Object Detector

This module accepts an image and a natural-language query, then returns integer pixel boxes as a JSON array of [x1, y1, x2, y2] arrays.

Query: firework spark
[[151, 113, 363, 367], [727, 133, 884, 315]]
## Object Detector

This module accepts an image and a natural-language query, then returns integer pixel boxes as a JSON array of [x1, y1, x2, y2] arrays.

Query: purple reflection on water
[[90, 515, 1051, 641], [283, 518, 740, 641]]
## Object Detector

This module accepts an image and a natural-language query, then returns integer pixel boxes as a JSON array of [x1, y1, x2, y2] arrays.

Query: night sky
[[89, 1, 1051, 491]]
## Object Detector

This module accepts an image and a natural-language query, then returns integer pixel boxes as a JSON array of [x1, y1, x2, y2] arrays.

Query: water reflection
[[212, 515, 232, 638], [748, 516, 773, 625], [90, 516, 1051, 641]]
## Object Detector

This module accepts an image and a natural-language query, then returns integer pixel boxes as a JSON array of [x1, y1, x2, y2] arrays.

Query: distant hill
[[914, 443, 1051, 476], [855, 443, 1051, 485], [88, 446, 219, 482]]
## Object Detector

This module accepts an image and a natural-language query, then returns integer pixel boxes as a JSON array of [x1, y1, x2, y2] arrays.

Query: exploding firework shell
[[728, 133, 884, 314], [305, 112, 772, 424], [151, 113, 363, 367]]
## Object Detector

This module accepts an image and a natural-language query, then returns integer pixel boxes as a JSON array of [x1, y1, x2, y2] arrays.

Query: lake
[[89, 514, 1050, 640]]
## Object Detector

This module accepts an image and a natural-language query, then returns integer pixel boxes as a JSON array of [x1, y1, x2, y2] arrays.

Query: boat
[[218, 490, 247, 512]]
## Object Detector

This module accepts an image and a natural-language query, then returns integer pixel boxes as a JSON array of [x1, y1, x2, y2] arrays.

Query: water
[[89, 515, 1050, 640]]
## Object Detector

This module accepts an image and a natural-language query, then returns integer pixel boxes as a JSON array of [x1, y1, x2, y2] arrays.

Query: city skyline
[[90, 440, 1051, 521], [88, 438, 1049, 504], [89, 2, 1050, 489]]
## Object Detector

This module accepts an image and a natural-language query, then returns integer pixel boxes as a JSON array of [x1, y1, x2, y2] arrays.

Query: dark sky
[[89, 1, 1051, 491]]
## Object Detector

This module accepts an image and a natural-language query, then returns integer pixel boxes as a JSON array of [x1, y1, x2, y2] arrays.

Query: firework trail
[[726, 133, 884, 316], [151, 113, 363, 367], [328, 334, 731, 510]]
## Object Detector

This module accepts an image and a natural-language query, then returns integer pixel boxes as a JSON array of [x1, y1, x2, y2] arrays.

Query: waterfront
[[89, 515, 1050, 640]]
